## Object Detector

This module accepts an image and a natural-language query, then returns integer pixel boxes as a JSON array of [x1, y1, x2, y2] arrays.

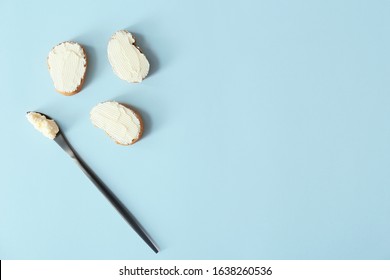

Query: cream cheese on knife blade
[[27, 112, 59, 139]]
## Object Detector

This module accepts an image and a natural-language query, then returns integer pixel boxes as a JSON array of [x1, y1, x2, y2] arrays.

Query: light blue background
[[0, 0, 389, 259]]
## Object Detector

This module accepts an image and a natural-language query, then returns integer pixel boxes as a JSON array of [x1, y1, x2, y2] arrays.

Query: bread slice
[[47, 41, 87, 95], [90, 101, 143, 145], [107, 30, 150, 83]]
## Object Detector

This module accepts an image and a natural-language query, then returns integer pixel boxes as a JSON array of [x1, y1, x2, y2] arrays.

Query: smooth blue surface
[[0, 0, 389, 259]]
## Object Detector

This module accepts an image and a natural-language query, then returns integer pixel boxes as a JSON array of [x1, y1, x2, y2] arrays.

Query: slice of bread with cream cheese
[[90, 101, 143, 145], [108, 30, 150, 83], [47, 41, 87, 95]]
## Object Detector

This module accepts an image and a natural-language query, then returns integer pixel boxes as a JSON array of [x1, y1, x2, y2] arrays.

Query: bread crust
[[47, 41, 88, 96]]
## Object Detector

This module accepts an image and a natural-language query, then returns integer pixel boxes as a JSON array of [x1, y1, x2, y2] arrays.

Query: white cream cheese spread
[[107, 30, 150, 83], [90, 101, 142, 145], [27, 112, 59, 140], [48, 41, 87, 94]]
